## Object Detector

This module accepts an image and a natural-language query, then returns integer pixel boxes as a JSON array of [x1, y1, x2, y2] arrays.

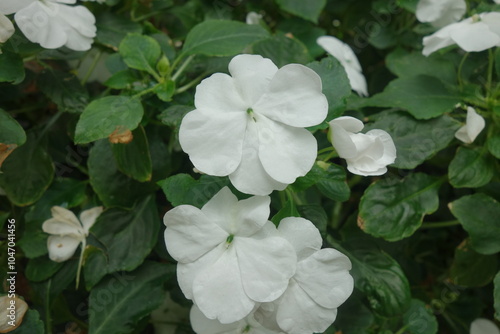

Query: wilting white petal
[[0, 14, 14, 43], [47, 235, 82, 262], [455, 107, 485, 144], [79, 206, 103, 234]]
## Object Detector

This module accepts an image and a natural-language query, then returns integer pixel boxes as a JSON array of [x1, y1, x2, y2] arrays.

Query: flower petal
[[195, 73, 248, 113], [47, 235, 81, 262], [190, 305, 244, 334], [470, 318, 500, 334], [329, 124, 358, 159], [344, 66, 368, 96], [258, 117, 317, 184], [316, 36, 362, 72], [482, 12, 500, 37], [0, 0, 34, 15], [50, 206, 82, 228], [193, 245, 255, 324], [253, 64, 328, 127], [294, 248, 353, 309], [179, 108, 247, 176], [366, 129, 397, 166], [42, 218, 83, 237], [276, 280, 337, 334], [201, 186, 239, 234], [229, 54, 278, 106], [330, 116, 364, 133], [236, 236, 296, 303], [57, 4, 96, 51], [79, 206, 103, 234], [422, 21, 463, 56], [277, 217, 322, 261], [0, 14, 15, 43], [451, 21, 500, 52], [164, 205, 227, 263], [235, 195, 271, 237]]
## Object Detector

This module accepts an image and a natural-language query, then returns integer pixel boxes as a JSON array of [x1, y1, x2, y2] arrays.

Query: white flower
[[42, 206, 103, 262], [416, 0, 466, 27], [0, 0, 96, 51], [179, 54, 327, 196], [80, 0, 106, 3], [255, 218, 354, 334], [495, 0, 500, 4], [0, 295, 28, 332], [422, 12, 500, 56], [329, 116, 396, 176], [246, 11, 263, 25], [163, 187, 297, 324], [190, 305, 282, 334], [455, 107, 485, 144], [470, 318, 500, 334], [0, 14, 14, 43], [316, 36, 368, 96]]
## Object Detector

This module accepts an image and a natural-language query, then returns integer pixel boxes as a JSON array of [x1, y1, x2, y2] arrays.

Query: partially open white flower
[[0, 0, 96, 51], [163, 187, 296, 324], [255, 218, 354, 334], [422, 12, 500, 56], [179, 54, 327, 196], [416, 0, 466, 27], [246, 12, 263, 25], [42, 206, 103, 262], [329, 116, 396, 176], [455, 107, 485, 144], [0, 14, 14, 43], [470, 318, 500, 334], [316, 36, 368, 96]]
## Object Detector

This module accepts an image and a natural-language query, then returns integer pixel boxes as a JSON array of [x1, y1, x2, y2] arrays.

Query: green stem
[[420, 220, 460, 229], [132, 83, 161, 98], [172, 55, 195, 82], [318, 146, 335, 155], [81, 50, 102, 85], [457, 52, 469, 90], [45, 279, 52, 334], [394, 325, 409, 334], [486, 48, 495, 100], [321, 151, 338, 162], [75, 239, 86, 289], [175, 73, 207, 94]]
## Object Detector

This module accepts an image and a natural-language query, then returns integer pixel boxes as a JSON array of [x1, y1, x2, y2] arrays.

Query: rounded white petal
[[0, 0, 35, 15], [47, 235, 82, 262], [482, 12, 500, 37], [194, 73, 248, 113], [193, 245, 255, 324], [455, 107, 485, 144], [229, 54, 278, 106], [50, 206, 82, 228], [450, 21, 500, 52], [329, 116, 364, 133], [257, 116, 317, 184], [416, 0, 466, 27], [276, 280, 338, 334], [0, 14, 15, 43], [294, 248, 353, 309], [253, 64, 328, 128], [235, 195, 271, 237], [79, 206, 103, 234], [42, 218, 83, 237], [329, 123, 358, 160], [422, 21, 464, 56], [164, 205, 228, 263], [179, 108, 247, 176], [347, 162, 387, 176], [201, 186, 240, 234], [470, 318, 500, 334], [236, 236, 297, 303], [344, 66, 368, 96], [317, 36, 362, 72], [56, 4, 96, 51], [365, 129, 397, 166], [190, 304, 244, 334], [277, 217, 322, 261]]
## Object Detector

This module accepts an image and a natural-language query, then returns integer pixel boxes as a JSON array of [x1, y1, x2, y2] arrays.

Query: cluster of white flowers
[[0, 0, 99, 51], [163, 187, 354, 334]]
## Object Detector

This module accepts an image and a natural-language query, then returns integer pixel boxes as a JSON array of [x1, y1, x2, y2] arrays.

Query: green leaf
[[9, 309, 44, 334], [96, 13, 142, 48], [75, 96, 144, 144], [297, 204, 327, 236], [252, 34, 312, 67], [104, 70, 139, 89], [450, 193, 500, 255], [334, 295, 374, 334], [275, 0, 326, 23], [25, 256, 64, 282], [89, 262, 174, 334], [119, 34, 162, 77], [0, 109, 27, 167], [495, 271, 500, 320], [307, 56, 351, 127], [0, 132, 54, 206], [450, 240, 498, 287], [158, 105, 192, 127], [271, 199, 300, 225], [154, 80, 176, 102], [158, 173, 229, 208], [363, 75, 460, 119], [487, 131, 500, 159], [448, 147, 494, 188], [37, 70, 89, 114], [88, 140, 156, 208], [364, 111, 460, 169], [402, 299, 438, 334], [0, 50, 25, 84], [358, 173, 441, 241], [112, 126, 152, 182], [181, 20, 269, 57]]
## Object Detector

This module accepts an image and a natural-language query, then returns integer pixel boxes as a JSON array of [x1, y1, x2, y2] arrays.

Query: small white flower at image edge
[[470, 318, 500, 334], [455, 107, 485, 144], [415, 0, 466, 27], [0, 13, 15, 43]]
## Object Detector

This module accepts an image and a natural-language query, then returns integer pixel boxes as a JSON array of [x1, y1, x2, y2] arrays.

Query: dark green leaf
[[75, 96, 144, 144], [334, 294, 374, 334], [402, 299, 438, 334], [9, 309, 44, 334], [495, 271, 500, 320], [104, 70, 139, 89], [96, 13, 142, 48], [358, 173, 441, 241], [119, 34, 162, 77], [112, 126, 152, 182], [181, 20, 269, 57], [449, 147, 494, 188], [89, 262, 174, 334], [297, 204, 327, 236], [154, 80, 176, 102], [363, 75, 460, 119], [252, 34, 312, 67], [158, 173, 229, 208], [271, 199, 300, 225], [0, 50, 25, 84], [25, 256, 64, 282], [158, 105, 192, 127], [450, 240, 498, 287], [0, 109, 26, 146], [364, 111, 460, 169], [293, 163, 350, 202], [487, 131, 500, 159], [38, 70, 89, 114], [450, 193, 500, 255], [275, 0, 326, 23]]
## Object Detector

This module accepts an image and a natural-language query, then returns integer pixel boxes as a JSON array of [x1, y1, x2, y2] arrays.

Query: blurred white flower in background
[[470, 318, 500, 334], [0, 0, 97, 51], [455, 107, 485, 144], [317, 35, 368, 96], [246, 11, 263, 25], [179, 54, 327, 196], [416, 0, 466, 27], [0, 14, 14, 43], [329, 116, 396, 176], [422, 12, 500, 56]]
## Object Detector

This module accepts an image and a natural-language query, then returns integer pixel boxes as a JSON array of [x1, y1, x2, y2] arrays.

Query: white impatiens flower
[[470, 318, 500, 334], [0, 14, 14, 43], [179, 54, 328, 196], [329, 116, 396, 176], [190, 305, 281, 334], [416, 0, 466, 27], [0, 0, 97, 51], [422, 12, 500, 56], [455, 107, 485, 144], [316, 36, 368, 96], [163, 187, 297, 324], [255, 218, 353, 334], [246, 11, 263, 25]]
